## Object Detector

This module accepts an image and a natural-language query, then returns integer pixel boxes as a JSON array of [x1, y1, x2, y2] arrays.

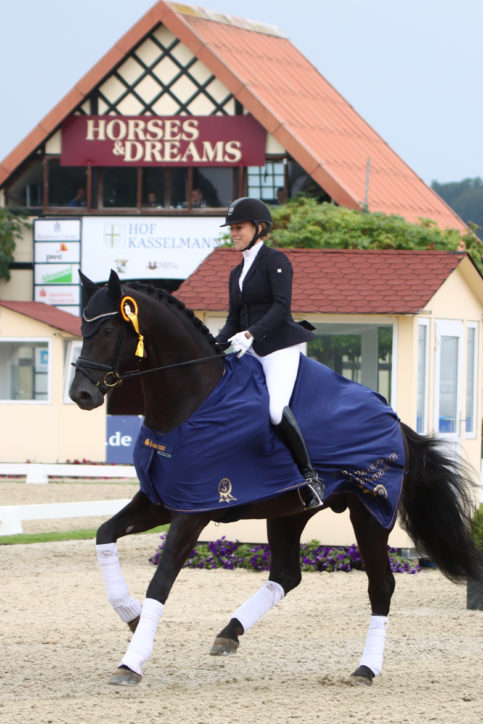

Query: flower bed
[[150, 535, 421, 573]]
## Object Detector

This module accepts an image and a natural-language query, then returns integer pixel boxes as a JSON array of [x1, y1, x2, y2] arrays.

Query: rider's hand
[[228, 331, 254, 358]]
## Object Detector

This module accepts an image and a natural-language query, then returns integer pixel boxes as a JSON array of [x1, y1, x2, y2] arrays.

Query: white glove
[[228, 331, 254, 358]]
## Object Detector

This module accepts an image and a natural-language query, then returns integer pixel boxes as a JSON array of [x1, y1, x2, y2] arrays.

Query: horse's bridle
[[74, 310, 131, 392], [73, 309, 225, 393]]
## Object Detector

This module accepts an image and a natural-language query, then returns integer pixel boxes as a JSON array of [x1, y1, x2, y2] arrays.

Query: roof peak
[[168, 2, 286, 37]]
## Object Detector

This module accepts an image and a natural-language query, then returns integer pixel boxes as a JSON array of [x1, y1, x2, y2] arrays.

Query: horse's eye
[[103, 325, 115, 336]]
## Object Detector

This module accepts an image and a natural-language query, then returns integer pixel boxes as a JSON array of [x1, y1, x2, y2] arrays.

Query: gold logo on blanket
[[144, 438, 165, 452], [342, 453, 396, 498], [373, 483, 388, 498], [218, 478, 237, 504]]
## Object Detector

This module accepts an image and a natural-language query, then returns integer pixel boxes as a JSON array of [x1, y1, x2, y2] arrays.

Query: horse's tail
[[399, 422, 482, 583]]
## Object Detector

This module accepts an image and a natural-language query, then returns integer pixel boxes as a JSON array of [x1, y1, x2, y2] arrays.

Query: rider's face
[[229, 221, 257, 251]]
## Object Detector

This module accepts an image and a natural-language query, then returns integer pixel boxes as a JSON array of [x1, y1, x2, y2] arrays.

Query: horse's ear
[[78, 270, 99, 303], [107, 269, 122, 304]]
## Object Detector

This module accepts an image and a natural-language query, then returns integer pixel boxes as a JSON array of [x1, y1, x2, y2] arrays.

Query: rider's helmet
[[220, 197, 273, 236]]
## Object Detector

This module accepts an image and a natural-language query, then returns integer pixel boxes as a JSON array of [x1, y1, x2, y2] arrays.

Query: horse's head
[[70, 270, 142, 410]]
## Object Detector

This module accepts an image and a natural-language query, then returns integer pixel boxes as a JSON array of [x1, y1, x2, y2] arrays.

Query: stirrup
[[297, 472, 325, 510]]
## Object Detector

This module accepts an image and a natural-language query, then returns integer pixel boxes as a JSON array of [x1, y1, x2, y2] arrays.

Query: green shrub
[[472, 505, 483, 550]]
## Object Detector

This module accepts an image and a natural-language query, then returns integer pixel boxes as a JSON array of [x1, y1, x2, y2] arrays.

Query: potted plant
[[467, 504, 483, 610]]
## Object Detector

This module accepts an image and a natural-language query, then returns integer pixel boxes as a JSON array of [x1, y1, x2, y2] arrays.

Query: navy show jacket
[[216, 243, 315, 356]]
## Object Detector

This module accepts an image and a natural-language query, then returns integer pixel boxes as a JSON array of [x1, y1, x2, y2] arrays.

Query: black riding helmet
[[220, 197, 273, 247]]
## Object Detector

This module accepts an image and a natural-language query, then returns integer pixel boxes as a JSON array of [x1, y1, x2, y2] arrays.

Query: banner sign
[[35, 264, 80, 285], [34, 285, 80, 306], [33, 218, 82, 314], [106, 415, 144, 464], [81, 216, 225, 281], [35, 241, 80, 264], [34, 218, 81, 241], [61, 115, 266, 167]]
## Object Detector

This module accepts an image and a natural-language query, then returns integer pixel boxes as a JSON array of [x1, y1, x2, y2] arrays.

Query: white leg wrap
[[232, 580, 285, 633], [96, 543, 141, 623], [120, 598, 164, 675], [359, 615, 389, 676]]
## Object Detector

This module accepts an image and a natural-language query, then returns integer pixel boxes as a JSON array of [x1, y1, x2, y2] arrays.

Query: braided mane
[[126, 281, 223, 353]]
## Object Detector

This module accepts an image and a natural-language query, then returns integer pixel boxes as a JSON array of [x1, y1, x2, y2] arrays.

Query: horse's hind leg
[[96, 491, 170, 631], [210, 512, 311, 655], [348, 500, 394, 686]]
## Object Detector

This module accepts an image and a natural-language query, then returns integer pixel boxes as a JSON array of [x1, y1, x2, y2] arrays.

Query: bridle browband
[[74, 307, 224, 392]]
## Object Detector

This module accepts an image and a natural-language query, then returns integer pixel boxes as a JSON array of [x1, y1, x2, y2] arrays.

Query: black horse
[[70, 270, 481, 687]]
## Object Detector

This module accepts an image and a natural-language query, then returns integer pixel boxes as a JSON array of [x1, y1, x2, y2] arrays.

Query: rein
[[73, 351, 225, 390]]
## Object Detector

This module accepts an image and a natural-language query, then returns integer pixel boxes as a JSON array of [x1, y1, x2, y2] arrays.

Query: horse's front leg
[[348, 499, 394, 686], [109, 511, 210, 686], [210, 511, 312, 655], [96, 491, 171, 632]]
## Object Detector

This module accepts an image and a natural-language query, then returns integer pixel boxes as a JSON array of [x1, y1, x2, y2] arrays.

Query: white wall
[[0, 308, 105, 463]]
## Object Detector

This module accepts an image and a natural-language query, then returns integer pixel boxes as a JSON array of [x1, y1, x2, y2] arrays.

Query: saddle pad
[[134, 354, 406, 529]]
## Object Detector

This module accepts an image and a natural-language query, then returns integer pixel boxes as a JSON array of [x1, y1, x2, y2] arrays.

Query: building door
[[434, 320, 463, 447]]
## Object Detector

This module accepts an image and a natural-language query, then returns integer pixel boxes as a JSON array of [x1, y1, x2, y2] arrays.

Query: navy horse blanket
[[134, 354, 406, 529]]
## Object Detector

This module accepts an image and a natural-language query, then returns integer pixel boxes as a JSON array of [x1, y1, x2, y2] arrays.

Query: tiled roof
[[0, 301, 81, 335], [0, 2, 465, 232], [175, 247, 466, 315]]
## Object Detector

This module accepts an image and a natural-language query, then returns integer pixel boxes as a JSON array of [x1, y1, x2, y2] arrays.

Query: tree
[[431, 178, 483, 241], [0, 208, 31, 281], [267, 197, 482, 274]]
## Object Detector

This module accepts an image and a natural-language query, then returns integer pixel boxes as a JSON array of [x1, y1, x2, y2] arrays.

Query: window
[[47, 158, 87, 207], [439, 337, 459, 432], [63, 341, 82, 403], [287, 160, 331, 202], [6, 159, 43, 209], [247, 160, 285, 204], [416, 320, 430, 433], [0, 340, 50, 401], [193, 167, 232, 207], [102, 167, 138, 208], [307, 323, 393, 403], [142, 168, 166, 208], [465, 323, 478, 436], [434, 320, 463, 440]]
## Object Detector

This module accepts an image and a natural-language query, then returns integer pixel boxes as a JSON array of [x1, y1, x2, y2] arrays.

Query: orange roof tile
[[0, 301, 81, 336], [175, 247, 466, 315], [0, 1, 466, 232]]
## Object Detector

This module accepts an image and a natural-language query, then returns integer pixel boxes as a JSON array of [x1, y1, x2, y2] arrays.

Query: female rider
[[216, 197, 324, 509]]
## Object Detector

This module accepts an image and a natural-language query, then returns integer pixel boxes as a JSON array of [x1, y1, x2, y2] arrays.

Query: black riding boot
[[276, 406, 325, 509]]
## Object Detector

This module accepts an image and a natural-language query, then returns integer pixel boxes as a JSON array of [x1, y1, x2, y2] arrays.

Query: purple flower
[[149, 535, 421, 575]]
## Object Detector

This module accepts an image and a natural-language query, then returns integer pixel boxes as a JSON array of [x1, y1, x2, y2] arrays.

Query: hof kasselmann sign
[[61, 115, 266, 166]]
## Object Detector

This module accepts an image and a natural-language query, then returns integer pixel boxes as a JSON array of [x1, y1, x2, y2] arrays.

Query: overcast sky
[[2, 0, 482, 185]]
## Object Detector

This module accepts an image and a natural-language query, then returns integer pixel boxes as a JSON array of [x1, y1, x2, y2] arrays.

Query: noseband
[[74, 309, 131, 392]]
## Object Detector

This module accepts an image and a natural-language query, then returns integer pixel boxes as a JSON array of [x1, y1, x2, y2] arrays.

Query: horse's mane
[[126, 281, 223, 353]]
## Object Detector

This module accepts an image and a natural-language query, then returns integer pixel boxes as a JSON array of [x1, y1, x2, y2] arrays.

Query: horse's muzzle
[[69, 375, 106, 410]]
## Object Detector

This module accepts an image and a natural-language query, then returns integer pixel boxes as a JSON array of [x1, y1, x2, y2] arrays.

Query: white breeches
[[249, 344, 304, 425]]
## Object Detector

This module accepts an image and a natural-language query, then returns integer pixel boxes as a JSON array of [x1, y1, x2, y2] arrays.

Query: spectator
[[68, 187, 86, 207]]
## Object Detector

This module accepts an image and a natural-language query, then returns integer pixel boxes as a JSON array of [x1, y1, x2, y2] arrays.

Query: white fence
[[0, 463, 138, 535], [0, 463, 137, 484], [0, 499, 131, 535]]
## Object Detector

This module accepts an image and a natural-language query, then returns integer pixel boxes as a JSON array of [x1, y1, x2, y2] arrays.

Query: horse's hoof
[[127, 615, 140, 633], [209, 637, 239, 656], [350, 665, 375, 686], [108, 667, 142, 686]]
